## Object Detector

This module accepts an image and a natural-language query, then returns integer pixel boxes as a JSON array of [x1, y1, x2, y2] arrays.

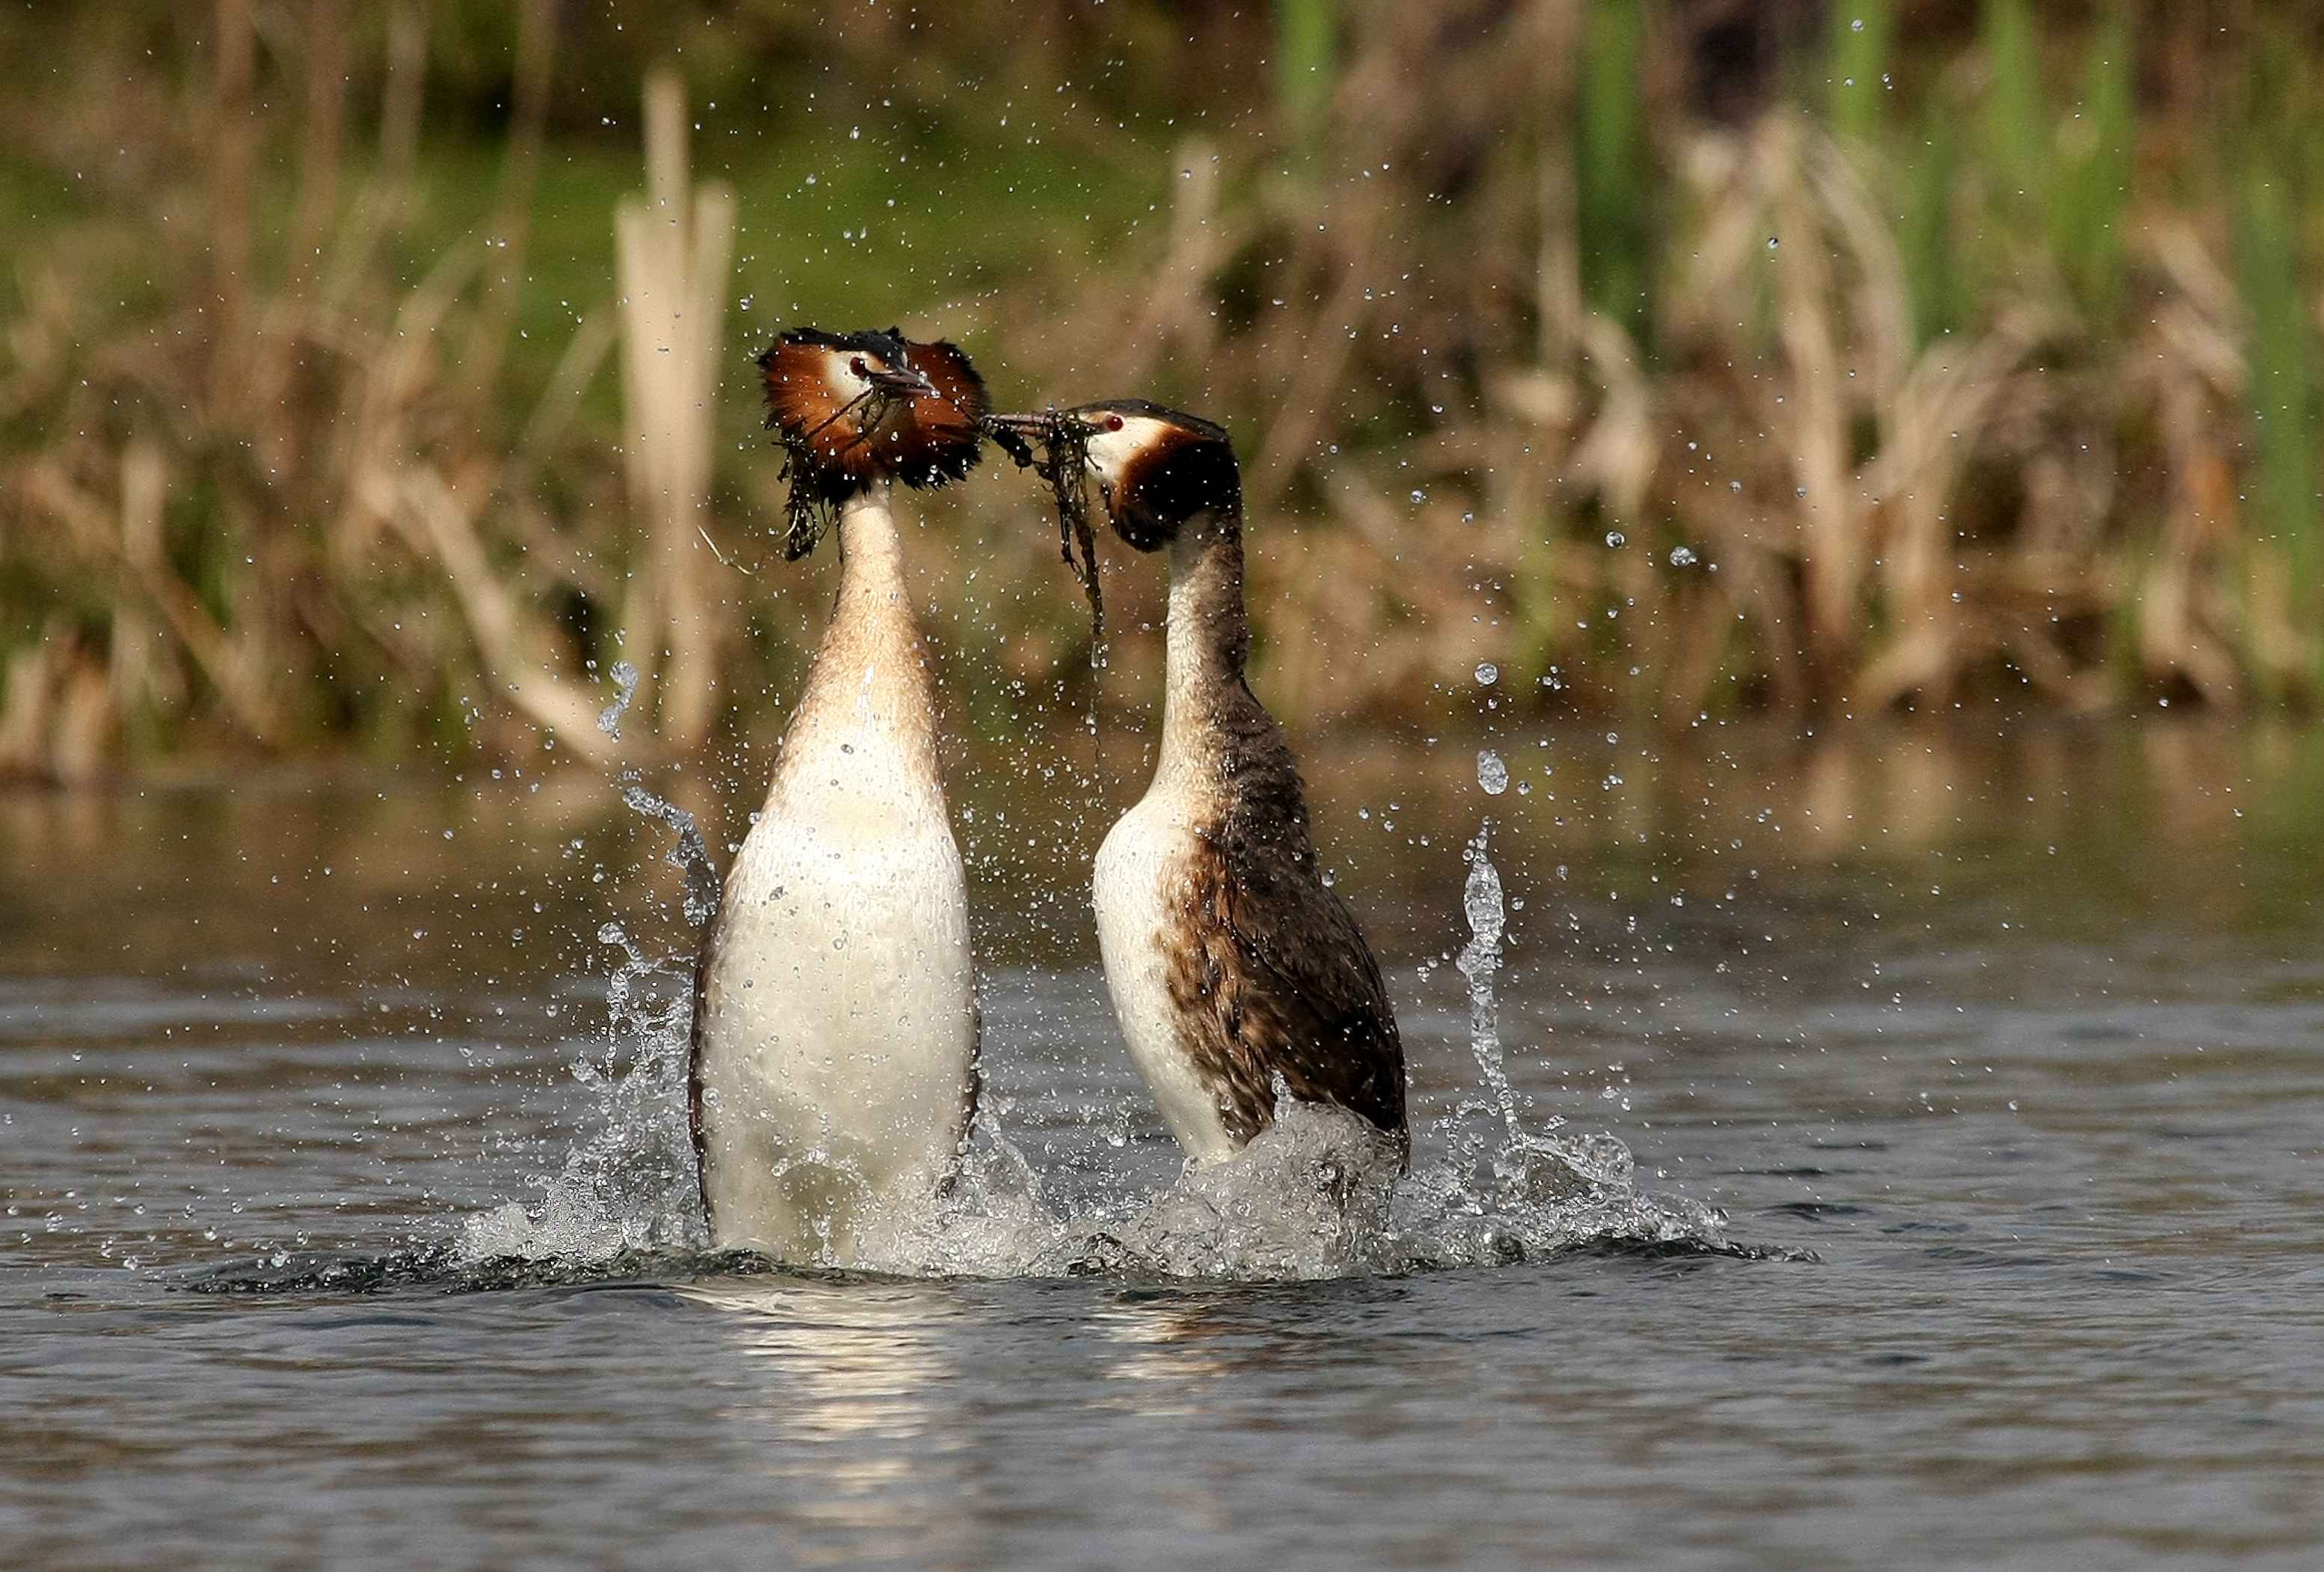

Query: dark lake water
[[4, 717, 2321, 1569]]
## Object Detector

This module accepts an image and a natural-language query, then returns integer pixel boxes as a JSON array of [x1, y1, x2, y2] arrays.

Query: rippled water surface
[[5, 720, 2322, 1569]]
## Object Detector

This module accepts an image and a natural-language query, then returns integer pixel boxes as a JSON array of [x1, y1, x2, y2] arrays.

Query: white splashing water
[[456, 778, 719, 1265], [1455, 825, 1519, 1139], [1394, 820, 1727, 1264], [457, 921, 705, 1261], [596, 659, 641, 741], [456, 789, 1727, 1282], [1477, 749, 1509, 796], [617, 778, 721, 927]]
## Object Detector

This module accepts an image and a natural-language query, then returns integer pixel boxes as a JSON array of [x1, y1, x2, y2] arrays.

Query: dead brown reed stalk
[[207, 0, 257, 414], [0, 12, 667, 776], [1528, 0, 1585, 374], [0, 629, 109, 785], [9, 2, 2324, 779], [2132, 221, 2256, 705], [1100, 136, 1233, 390], [460, 0, 560, 405], [330, 243, 623, 764], [284, 0, 350, 299], [613, 67, 735, 755], [983, 3, 2324, 725], [18, 448, 284, 743], [1850, 303, 2052, 710]]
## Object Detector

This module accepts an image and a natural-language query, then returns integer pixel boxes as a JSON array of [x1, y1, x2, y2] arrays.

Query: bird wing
[[1213, 794, 1409, 1154]]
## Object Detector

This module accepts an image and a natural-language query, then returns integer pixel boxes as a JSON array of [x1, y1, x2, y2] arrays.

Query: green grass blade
[[1828, 0, 1894, 144]]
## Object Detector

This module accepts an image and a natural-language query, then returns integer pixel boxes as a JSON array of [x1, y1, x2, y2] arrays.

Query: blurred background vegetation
[[3, 0, 2323, 782]]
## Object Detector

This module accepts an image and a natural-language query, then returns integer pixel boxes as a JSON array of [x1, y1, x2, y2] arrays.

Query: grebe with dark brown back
[[998, 400, 1409, 1169]]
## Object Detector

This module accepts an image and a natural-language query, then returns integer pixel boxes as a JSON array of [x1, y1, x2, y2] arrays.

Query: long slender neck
[[769, 482, 940, 799], [1157, 508, 1254, 776], [831, 482, 915, 636]]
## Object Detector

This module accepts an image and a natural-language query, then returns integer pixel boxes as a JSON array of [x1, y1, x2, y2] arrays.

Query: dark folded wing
[[1219, 826, 1409, 1152]]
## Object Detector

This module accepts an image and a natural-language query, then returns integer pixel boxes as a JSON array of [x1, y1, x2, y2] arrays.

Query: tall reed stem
[[614, 68, 736, 753]]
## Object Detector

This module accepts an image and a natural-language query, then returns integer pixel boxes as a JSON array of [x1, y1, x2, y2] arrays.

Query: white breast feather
[[695, 739, 975, 1260], [1092, 782, 1240, 1167]]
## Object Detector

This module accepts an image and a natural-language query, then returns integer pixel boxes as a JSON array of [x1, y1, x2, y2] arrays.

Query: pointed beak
[[865, 362, 939, 399], [992, 409, 1102, 439]]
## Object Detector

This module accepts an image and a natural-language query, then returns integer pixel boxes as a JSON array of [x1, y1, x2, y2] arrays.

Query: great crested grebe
[[997, 400, 1409, 1168], [689, 328, 987, 1263]]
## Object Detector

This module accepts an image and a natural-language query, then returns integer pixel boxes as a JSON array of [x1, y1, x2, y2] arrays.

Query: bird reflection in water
[[678, 1279, 969, 1562]]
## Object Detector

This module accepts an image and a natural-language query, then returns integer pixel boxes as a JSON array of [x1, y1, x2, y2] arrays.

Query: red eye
[[1105, 415, 1125, 432], [849, 356, 867, 376]]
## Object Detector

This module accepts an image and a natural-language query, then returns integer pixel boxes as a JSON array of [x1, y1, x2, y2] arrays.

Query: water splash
[[1115, 1098, 1403, 1279], [1455, 823, 1522, 1141], [596, 659, 641, 741], [1476, 749, 1510, 796], [451, 767, 721, 1269], [457, 921, 705, 1263], [1393, 820, 1727, 1267], [432, 786, 1731, 1288], [618, 776, 721, 929]]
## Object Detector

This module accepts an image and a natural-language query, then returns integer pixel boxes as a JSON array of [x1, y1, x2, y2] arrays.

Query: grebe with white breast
[[997, 400, 1409, 1169], [689, 329, 988, 1263]]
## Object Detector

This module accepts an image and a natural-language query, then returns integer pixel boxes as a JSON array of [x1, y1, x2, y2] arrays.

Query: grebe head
[[1075, 400, 1239, 551], [996, 400, 1239, 552], [758, 328, 991, 555]]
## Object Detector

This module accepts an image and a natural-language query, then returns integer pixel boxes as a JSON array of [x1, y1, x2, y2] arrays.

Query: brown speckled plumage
[[1162, 761, 1409, 1150], [1064, 399, 1410, 1163]]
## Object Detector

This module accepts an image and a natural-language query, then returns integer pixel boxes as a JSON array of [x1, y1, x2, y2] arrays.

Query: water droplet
[[1474, 662, 1499, 686], [1409, 490, 1427, 505], [1669, 546, 1698, 566], [1767, 236, 1779, 249], [1477, 750, 1509, 796], [1852, 16, 1866, 31], [1605, 531, 1626, 549], [597, 660, 641, 740]]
